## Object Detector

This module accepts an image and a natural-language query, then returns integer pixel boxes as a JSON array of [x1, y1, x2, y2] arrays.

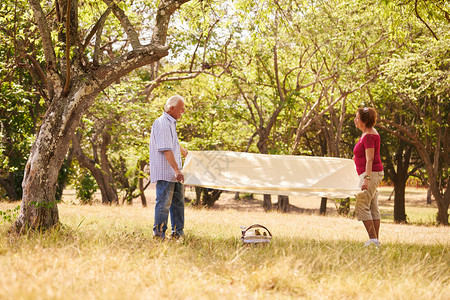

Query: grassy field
[[0, 188, 449, 300]]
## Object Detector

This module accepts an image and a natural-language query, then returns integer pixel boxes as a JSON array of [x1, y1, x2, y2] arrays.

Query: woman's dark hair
[[357, 107, 377, 128]]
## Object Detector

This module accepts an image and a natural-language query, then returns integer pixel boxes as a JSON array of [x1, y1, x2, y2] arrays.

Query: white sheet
[[182, 151, 360, 198]]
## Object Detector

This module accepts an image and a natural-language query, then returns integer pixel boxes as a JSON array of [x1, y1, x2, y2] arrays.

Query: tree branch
[[201, 19, 220, 66], [102, 0, 142, 49], [28, 0, 57, 69], [291, 91, 344, 154], [81, 7, 112, 58], [378, 119, 419, 144], [189, 32, 204, 72], [63, 0, 72, 95], [415, 0, 439, 40], [25, 54, 47, 86], [28, 0, 61, 98], [142, 60, 232, 101], [93, 10, 113, 66], [143, 70, 202, 100], [346, 35, 389, 65], [151, 0, 191, 46], [235, 83, 257, 127], [92, 43, 169, 92], [72, 131, 96, 167]]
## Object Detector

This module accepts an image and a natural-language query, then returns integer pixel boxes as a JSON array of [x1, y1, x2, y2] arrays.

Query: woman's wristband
[[364, 175, 371, 180]]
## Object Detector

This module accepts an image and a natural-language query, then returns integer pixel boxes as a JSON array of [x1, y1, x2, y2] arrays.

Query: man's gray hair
[[164, 95, 184, 112]]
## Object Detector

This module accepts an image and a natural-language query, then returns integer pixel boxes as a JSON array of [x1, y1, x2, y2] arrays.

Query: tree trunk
[[193, 187, 222, 207], [194, 186, 202, 206], [0, 174, 19, 201], [416, 143, 448, 225], [426, 187, 432, 204], [139, 160, 147, 207], [338, 198, 350, 216], [115, 156, 136, 205], [434, 180, 449, 225], [393, 180, 407, 223], [263, 194, 272, 211], [277, 195, 289, 212], [392, 143, 411, 223], [202, 188, 222, 207], [381, 138, 411, 224], [55, 146, 74, 202], [99, 132, 117, 204], [12, 94, 82, 232], [94, 170, 118, 204], [379, 117, 448, 225], [320, 197, 327, 215]]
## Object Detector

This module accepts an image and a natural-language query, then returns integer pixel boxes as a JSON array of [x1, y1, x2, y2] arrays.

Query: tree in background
[[378, 30, 449, 225], [379, 126, 423, 223]]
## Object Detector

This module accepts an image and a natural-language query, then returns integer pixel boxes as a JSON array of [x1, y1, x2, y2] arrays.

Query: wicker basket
[[241, 224, 272, 244]]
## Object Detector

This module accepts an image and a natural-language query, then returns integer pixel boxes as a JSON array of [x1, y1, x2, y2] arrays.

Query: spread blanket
[[182, 151, 360, 198]]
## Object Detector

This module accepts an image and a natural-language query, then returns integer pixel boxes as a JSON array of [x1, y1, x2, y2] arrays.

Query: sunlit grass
[[380, 205, 438, 225], [0, 201, 448, 299]]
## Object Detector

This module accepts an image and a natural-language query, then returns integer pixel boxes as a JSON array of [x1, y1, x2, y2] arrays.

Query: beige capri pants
[[355, 171, 384, 221]]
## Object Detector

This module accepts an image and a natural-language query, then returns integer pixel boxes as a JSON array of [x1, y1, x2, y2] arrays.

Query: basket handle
[[243, 224, 272, 237]]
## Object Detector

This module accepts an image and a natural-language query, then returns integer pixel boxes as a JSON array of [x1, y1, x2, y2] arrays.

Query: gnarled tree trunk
[[13, 89, 95, 231]]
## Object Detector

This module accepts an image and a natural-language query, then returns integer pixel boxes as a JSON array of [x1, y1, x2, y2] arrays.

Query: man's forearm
[[180, 146, 188, 157], [163, 150, 180, 172]]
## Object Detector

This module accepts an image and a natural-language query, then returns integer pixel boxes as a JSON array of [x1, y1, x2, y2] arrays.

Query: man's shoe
[[153, 235, 166, 242], [169, 232, 184, 243]]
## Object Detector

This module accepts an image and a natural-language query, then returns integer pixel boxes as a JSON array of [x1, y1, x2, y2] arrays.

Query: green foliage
[[69, 160, 98, 205], [0, 0, 45, 201], [379, 29, 449, 174], [178, 75, 255, 152], [0, 205, 20, 223], [74, 173, 97, 205], [30, 200, 56, 210], [0, 63, 41, 201]]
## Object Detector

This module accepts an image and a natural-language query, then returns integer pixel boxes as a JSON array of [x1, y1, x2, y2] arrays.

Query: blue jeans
[[153, 180, 185, 238]]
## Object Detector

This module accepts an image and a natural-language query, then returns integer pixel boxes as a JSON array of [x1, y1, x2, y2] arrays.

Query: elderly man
[[149, 95, 188, 239]]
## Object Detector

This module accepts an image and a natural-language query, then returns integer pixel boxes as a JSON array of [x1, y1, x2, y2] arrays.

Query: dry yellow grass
[[0, 199, 449, 300]]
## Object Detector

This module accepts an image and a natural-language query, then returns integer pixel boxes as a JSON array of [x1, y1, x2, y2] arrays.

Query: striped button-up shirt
[[149, 112, 182, 182]]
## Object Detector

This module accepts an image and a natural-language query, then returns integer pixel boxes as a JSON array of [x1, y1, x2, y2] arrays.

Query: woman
[[353, 107, 384, 247]]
